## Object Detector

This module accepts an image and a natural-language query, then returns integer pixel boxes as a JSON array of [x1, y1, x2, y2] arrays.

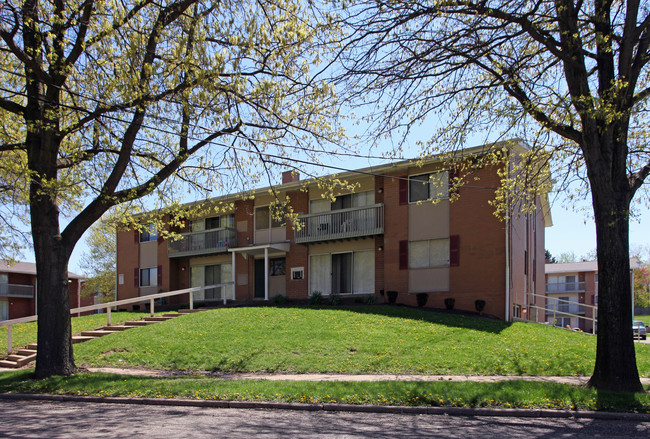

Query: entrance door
[[254, 259, 265, 299], [332, 253, 352, 294]]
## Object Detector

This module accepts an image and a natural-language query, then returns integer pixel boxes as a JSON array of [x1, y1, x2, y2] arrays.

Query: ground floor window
[[310, 250, 374, 295], [191, 264, 232, 301], [552, 317, 573, 328], [0, 299, 7, 321]]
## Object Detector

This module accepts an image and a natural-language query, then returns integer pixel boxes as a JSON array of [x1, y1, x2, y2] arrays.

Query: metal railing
[[516, 292, 597, 334], [294, 204, 384, 243], [1, 283, 234, 354], [0, 283, 35, 298], [545, 281, 586, 293], [167, 227, 237, 258]]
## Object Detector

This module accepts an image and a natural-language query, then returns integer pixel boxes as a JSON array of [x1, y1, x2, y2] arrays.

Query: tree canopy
[[0, 0, 340, 377], [334, 0, 650, 391]]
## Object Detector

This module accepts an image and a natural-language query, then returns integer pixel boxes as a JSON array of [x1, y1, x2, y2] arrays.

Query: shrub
[[329, 292, 342, 306], [364, 295, 375, 305], [309, 291, 323, 305], [272, 294, 287, 305], [444, 297, 455, 310], [416, 293, 428, 307], [475, 299, 486, 313], [386, 290, 398, 304]]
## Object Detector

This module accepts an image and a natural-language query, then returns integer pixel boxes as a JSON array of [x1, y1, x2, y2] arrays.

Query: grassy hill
[[71, 306, 650, 377]]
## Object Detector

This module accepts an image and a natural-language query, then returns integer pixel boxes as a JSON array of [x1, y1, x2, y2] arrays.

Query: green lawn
[[71, 306, 650, 377], [1, 311, 158, 356], [636, 314, 650, 325], [1, 370, 648, 412]]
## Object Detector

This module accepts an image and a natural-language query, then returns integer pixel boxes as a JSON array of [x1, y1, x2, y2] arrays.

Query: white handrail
[[1, 283, 232, 354]]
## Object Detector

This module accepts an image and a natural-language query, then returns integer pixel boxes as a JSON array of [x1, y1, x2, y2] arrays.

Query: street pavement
[[2, 399, 650, 438]]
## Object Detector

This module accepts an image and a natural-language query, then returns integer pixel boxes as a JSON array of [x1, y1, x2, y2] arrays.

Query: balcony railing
[[168, 227, 237, 258], [545, 281, 586, 293], [294, 204, 384, 244], [545, 300, 586, 315], [0, 284, 35, 298]]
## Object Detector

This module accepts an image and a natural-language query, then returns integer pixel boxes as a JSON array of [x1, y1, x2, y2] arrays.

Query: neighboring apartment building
[[544, 259, 639, 332], [116, 141, 552, 321], [0, 261, 87, 321]]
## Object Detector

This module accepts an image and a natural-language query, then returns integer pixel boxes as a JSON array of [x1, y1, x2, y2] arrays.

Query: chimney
[[282, 170, 300, 184]]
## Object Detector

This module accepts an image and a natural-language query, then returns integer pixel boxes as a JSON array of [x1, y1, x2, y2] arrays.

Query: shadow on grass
[[309, 304, 514, 334]]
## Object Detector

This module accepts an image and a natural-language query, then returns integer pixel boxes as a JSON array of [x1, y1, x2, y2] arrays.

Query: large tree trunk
[[587, 186, 642, 392]]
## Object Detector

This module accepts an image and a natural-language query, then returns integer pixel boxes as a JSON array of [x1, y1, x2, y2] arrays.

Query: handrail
[[518, 292, 597, 334], [1, 283, 233, 354]]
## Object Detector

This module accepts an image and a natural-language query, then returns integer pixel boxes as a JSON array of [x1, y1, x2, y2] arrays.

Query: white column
[[231, 251, 236, 301], [264, 247, 269, 300]]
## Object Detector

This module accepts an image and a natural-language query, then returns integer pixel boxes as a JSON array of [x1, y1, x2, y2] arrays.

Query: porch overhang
[[228, 243, 290, 301]]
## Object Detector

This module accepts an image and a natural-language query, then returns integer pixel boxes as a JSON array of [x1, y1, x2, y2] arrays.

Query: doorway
[[332, 252, 352, 294]]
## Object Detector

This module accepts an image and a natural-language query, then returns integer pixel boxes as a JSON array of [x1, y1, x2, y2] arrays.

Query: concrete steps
[[1, 310, 192, 369]]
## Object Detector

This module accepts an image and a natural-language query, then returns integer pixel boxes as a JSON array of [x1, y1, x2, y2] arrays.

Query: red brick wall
[[116, 228, 139, 302], [382, 172, 409, 297], [449, 164, 507, 319], [234, 199, 254, 300], [285, 190, 309, 299]]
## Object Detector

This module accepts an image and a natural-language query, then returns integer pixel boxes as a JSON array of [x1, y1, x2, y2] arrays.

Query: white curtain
[[190, 266, 205, 300], [310, 254, 331, 295], [0, 300, 7, 321], [429, 238, 450, 267], [353, 250, 374, 293], [221, 264, 233, 299]]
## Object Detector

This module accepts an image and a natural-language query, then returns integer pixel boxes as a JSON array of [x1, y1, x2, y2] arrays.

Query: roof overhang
[[228, 243, 290, 260]]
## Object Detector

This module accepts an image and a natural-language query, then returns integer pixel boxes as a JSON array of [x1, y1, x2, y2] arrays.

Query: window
[[139, 223, 157, 242], [269, 258, 286, 276], [409, 171, 448, 203], [255, 205, 284, 230], [409, 239, 450, 269], [206, 214, 234, 230], [0, 300, 7, 321], [191, 264, 232, 300], [140, 267, 158, 287], [118, 274, 124, 285]]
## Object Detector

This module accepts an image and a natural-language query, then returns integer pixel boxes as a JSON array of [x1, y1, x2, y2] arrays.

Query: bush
[[386, 290, 398, 304], [364, 295, 375, 305], [444, 297, 455, 310], [475, 299, 486, 313], [309, 291, 323, 305], [329, 292, 342, 306], [272, 294, 287, 305], [416, 293, 428, 307]]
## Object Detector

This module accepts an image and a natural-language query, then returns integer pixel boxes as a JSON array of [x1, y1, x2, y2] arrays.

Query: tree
[[336, 0, 650, 391], [544, 250, 557, 264], [0, 0, 338, 377], [80, 217, 117, 303], [635, 266, 650, 309]]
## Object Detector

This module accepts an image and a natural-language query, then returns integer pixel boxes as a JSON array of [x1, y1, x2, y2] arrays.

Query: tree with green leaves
[[0, 0, 338, 377], [80, 217, 117, 303], [336, 0, 650, 391]]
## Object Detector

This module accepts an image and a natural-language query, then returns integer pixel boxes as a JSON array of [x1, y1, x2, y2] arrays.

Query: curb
[[1, 393, 650, 421]]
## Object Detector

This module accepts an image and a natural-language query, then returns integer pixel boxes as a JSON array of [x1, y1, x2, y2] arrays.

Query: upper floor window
[[310, 190, 375, 213], [139, 223, 157, 242], [192, 214, 235, 232], [255, 205, 284, 230], [409, 171, 449, 203]]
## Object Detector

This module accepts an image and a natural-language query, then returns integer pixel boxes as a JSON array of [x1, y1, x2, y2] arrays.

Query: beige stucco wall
[[409, 268, 450, 292], [408, 200, 450, 241], [139, 241, 158, 268]]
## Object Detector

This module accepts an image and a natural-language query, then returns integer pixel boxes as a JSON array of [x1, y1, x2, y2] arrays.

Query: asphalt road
[[2, 400, 650, 438]]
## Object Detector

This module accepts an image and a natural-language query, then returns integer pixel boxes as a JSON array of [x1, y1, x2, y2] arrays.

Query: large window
[[310, 250, 374, 295], [191, 264, 232, 300], [139, 267, 158, 287], [269, 258, 286, 276], [255, 205, 284, 230], [409, 238, 450, 269], [139, 223, 157, 242], [409, 171, 449, 203]]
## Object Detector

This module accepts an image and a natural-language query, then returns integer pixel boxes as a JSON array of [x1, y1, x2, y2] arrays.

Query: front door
[[254, 259, 265, 299]]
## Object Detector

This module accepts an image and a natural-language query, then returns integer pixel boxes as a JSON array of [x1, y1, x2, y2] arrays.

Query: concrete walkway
[[86, 368, 650, 386]]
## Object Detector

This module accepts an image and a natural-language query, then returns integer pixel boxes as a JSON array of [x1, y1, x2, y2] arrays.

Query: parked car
[[633, 321, 647, 340]]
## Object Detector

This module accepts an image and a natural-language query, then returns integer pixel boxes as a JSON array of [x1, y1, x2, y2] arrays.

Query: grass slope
[[73, 306, 650, 377]]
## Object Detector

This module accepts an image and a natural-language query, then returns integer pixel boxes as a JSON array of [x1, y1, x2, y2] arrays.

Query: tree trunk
[[587, 188, 642, 392]]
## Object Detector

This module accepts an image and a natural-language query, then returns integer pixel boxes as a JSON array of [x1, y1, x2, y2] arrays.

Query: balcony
[[168, 227, 237, 258], [545, 281, 586, 293], [0, 284, 35, 298], [294, 204, 384, 244], [545, 301, 586, 315]]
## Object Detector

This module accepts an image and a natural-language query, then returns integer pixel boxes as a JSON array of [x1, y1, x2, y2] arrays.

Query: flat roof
[[546, 258, 642, 274], [0, 261, 84, 280]]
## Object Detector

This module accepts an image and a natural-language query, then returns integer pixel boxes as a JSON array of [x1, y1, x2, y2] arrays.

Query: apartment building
[[544, 259, 639, 332], [0, 261, 87, 321], [116, 141, 551, 321]]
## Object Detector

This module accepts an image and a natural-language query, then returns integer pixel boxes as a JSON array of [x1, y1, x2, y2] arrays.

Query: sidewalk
[[86, 367, 650, 386]]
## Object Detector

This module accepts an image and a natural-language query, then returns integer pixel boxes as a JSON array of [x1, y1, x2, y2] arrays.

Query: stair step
[[143, 316, 174, 322], [5, 353, 37, 367], [163, 313, 183, 318], [16, 349, 37, 356], [27, 343, 38, 350], [72, 335, 97, 343], [100, 325, 131, 331], [178, 309, 202, 313], [0, 360, 19, 368], [7, 354, 25, 361], [80, 330, 113, 337], [124, 320, 157, 326]]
